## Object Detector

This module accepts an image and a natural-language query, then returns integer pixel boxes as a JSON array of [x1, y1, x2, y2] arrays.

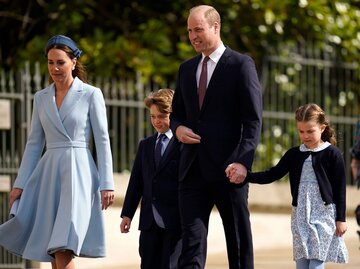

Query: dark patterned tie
[[198, 56, 210, 108], [154, 133, 166, 168]]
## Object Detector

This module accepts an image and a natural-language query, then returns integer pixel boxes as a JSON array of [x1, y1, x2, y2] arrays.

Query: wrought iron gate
[[0, 44, 359, 267], [258, 43, 359, 184]]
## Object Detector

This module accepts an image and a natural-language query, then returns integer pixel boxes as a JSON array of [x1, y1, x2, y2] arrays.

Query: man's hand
[[120, 216, 132, 233], [176, 125, 201, 144], [225, 163, 247, 184]]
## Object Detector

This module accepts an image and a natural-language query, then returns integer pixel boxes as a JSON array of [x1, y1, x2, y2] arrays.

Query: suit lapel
[[156, 136, 179, 171], [146, 135, 158, 173], [40, 85, 69, 138], [160, 136, 175, 162], [58, 77, 85, 122], [149, 133, 176, 172]]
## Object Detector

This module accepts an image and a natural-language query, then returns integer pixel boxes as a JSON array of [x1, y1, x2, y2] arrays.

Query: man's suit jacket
[[121, 134, 181, 230], [171, 47, 262, 181]]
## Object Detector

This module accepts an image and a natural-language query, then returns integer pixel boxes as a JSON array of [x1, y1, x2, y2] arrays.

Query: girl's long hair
[[295, 103, 336, 145]]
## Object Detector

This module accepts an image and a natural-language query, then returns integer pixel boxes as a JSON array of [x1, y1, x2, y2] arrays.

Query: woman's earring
[[72, 66, 75, 70]]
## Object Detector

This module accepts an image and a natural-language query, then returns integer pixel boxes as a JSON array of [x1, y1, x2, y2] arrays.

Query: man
[[170, 5, 262, 269]]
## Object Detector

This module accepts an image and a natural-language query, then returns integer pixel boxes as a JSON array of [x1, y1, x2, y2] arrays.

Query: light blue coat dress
[[0, 77, 114, 262]]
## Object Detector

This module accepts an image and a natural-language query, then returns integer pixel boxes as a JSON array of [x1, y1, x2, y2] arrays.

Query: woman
[[0, 35, 115, 269]]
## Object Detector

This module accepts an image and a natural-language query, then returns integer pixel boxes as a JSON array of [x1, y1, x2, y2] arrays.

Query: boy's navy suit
[[121, 133, 181, 269]]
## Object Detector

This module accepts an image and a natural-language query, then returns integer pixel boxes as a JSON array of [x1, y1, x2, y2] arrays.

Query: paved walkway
[[39, 208, 360, 269], [38, 174, 360, 268]]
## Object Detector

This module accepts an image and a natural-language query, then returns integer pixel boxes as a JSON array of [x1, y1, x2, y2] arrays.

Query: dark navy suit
[[121, 133, 182, 269], [170, 47, 262, 269]]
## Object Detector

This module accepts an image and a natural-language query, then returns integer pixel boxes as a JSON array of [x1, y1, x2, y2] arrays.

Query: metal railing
[[0, 42, 359, 267]]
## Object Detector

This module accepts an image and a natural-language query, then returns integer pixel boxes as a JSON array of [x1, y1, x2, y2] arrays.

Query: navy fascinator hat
[[45, 35, 82, 59]]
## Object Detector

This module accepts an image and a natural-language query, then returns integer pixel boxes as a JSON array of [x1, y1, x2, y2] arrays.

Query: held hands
[[120, 216, 132, 233], [225, 163, 247, 184], [176, 125, 247, 185], [176, 125, 201, 144], [101, 190, 115, 210], [335, 221, 347, 237]]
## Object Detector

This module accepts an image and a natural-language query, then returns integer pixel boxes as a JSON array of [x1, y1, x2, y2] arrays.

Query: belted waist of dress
[[46, 141, 89, 149]]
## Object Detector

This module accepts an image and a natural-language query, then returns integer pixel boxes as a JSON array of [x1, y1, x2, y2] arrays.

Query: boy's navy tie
[[154, 134, 166, 167]]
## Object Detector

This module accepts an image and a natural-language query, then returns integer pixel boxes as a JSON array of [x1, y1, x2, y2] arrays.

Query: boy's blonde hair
[[144, 88, 174, 114]]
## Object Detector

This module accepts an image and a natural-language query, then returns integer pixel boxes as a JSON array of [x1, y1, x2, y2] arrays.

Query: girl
[[238, 103, 348, 269]]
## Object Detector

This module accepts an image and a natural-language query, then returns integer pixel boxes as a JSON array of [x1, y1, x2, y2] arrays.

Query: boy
[[120, 89, 181, 269]]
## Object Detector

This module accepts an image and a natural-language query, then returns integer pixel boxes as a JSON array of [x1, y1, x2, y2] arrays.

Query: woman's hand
[[101, 190, 115, 210], [9, 188, 23, 208], [225, 163, 247, 184]]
